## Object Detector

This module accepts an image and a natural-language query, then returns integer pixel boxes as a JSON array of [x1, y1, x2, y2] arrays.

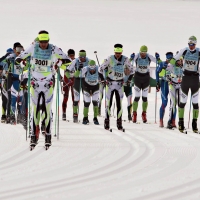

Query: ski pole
[[57, 66, 60, 140], [155, 61, 158, 124], [54, 74, 58, 137], [27, 57, 31, 140], [94, 51, 100, 67], [188, 93, 192, 129]]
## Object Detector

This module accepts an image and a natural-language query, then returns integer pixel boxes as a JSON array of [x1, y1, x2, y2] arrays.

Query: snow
[[1, 0, 200, 199]]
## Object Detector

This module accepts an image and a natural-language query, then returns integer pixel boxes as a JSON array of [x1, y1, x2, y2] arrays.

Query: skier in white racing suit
[[15, 30, 68, 147]]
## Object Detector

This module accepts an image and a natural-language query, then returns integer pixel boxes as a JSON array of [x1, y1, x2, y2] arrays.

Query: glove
[[20, 83, 27, 90], [100, 80, 106, 86], [156, 81, 160, 92], [126, 80, 132, 87], [163, 61, 168, 68], [130, 53, 135, 60], [155, 52, 160, 60], [78, 62, 83, 70], [175, 60, 183, 68]]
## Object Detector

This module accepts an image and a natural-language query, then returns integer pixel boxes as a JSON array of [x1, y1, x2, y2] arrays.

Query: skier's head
[[68, 49, 75, 60], [13, 42, 23, 55], [6, 48, 13, 54], [79, 50, 86, 62], [88, 60, 96, 74], [165, 52, 173, 61], [188, 36, 197, 51], [114, 44, 123, 59], [140, 45, 148, 58], [38, 30, 49, 50]]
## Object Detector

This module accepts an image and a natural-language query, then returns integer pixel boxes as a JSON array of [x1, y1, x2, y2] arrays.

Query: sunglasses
[[188, 43, 195, 46], [16, 47, 23, 53], [79, 56, 86, 59], [39, 41, 49, 44], [115, 52, 122, 55]]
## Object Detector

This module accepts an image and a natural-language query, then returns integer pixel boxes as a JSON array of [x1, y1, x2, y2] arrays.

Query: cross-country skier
[[67, 50, 90, 123], [130, 45, 161, 123], [99, 43, 134, 130], [15, 30, 68, 149], [6, 43, 24, 124], [170, 36, 200, 133], [74, 60, 99, 125], [0, 48, 13, 122], [155, 52, 172, 127], [61, 49, 75, 120]]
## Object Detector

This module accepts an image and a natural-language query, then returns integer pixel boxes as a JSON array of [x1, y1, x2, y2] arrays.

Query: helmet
[[88, 60, 96, 68], [188, 36, 197, 44], [140, 45, 148, 53]]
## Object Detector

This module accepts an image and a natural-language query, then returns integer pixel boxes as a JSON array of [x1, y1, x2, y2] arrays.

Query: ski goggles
[[16, 47, 23, 53], [188, 43, 196, 46]]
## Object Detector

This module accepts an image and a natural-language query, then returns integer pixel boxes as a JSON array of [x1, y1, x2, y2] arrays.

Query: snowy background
[[1, 0, 200, 199]]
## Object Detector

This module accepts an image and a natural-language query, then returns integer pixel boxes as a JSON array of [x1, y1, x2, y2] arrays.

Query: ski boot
[[142, 111, 147, 123], [159, 119, 164, 128], [1, 115, 6, 123], [41, 122, 45, 136], [73, 113, 78, 123], [117, 118, 125, 132], [62, 113, 66, 121], [104, 118, 110, 130], [17, 113, 22, 124], [132, 111, 137, 123], [45, 134, 51, 150], [128, 114, 132, 121], [178, 119, 186, 133], [6, 115, 10, 124], [30, 135, 37, 150], [93, 117, 99, 125], [82, 117, 89, 125], [10, 115, 16, 125], [167, 120, 173, 129], [172, 119, 177, 128], [192, 119, 199, 133]]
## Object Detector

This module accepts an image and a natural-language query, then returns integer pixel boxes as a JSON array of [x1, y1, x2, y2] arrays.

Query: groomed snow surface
[[0, 89, 200, 200], [1, 0, 200, 199]]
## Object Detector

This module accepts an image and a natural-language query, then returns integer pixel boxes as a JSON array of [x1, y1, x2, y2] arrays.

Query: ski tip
[[109, 129, 112, 132]]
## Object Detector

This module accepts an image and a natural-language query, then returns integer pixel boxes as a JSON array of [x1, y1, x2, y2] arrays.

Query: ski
[[118, 128, 125, 132], [193, 130, 200, 134], [105, 128, 112, 132], [179, 130, 187, 134], [30, 144, 36, 151], [44, 144, 51, 150]]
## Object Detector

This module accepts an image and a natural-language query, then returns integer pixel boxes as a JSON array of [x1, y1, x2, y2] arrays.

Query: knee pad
[[73, 101, 78, 106], [84, 102, 90, 107], [193, 103, 199, 110], [179, 102, 186, 108], [142, 97, 147, 102], [92, 101, 98, 107], [134, 97, 140, 102]]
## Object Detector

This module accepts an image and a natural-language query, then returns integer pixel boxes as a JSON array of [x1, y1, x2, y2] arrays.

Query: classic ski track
[[1, 123, 166, 198], [1, 102, 200, 199]]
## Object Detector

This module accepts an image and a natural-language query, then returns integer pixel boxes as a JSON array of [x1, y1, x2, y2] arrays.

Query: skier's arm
[[74, 66, 86, 78], [170, 48, 187, 66], [156, 62, 165, 82], [15, 44, 33, 66], [149, 54, 162, 64], [0, 53, 11, 63], [124, 58, 134, 81], [98, 57, 110, 81]]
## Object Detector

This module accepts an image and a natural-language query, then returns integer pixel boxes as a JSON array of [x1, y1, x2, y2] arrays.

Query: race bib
[[33, 58, 50, 72], [109, 65, 124, 80], [185, 60, 196, 71]]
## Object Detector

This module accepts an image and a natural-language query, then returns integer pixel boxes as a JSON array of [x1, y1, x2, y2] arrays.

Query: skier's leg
[[178, 76, 190, 131], [168, 84, 176, 129], [190, 76, 199, 132], [82, 86, 90, 124], [73, 78, 80, 121], [91, 84, 99, 124]]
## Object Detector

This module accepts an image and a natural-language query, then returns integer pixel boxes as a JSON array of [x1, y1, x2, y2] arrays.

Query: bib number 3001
[[35, 59, 48, 66]]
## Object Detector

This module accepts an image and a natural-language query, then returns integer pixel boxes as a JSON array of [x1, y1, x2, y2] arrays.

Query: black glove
[[156, 82, 160, 92], [78, 62, 83, 70], [100, 79, 107, 86], [126, 80, 132, 87]]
